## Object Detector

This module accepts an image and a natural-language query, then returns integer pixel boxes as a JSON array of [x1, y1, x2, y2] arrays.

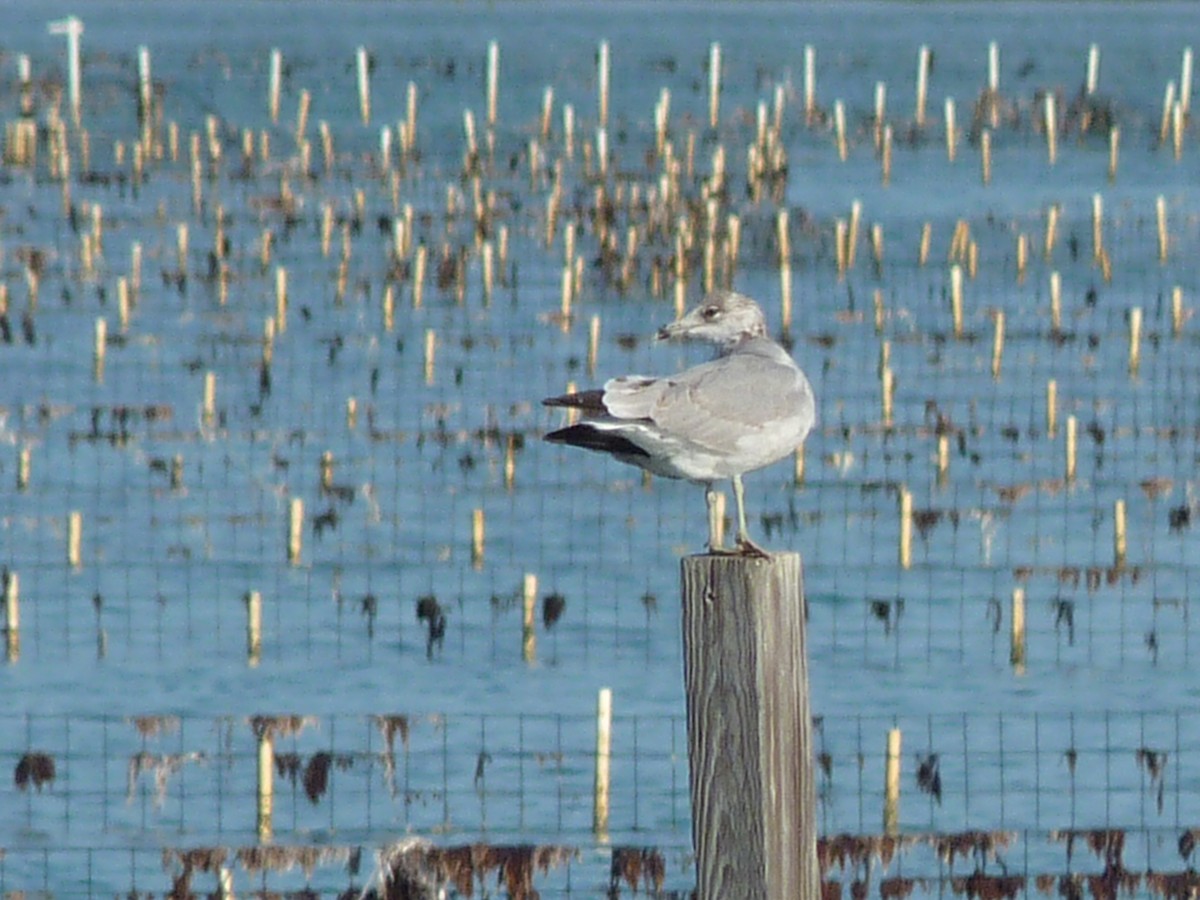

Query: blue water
[[2, 1, 1200, 895]]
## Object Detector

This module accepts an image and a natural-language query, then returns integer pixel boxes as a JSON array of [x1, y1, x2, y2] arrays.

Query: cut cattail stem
[[794, 445, 806, 486], [883, 728, 901, 834], [1113, 499, 1127, 568], [1159, 80, 1176, 145], [1065, 415, 1078, 483], [594, 687, 613, 836], [1157, 194, 1169, 263], [1182, 47, 1195, 114], [804, 44, 817, 122], [873, 289, 885, 334], [1044, 93, 1057, 165], [945, 98, 957, 162], [268, 48, 282, 123], [991, 311, 1005, 379], [357, 46, 371, 124], [597, 41, 610, 127], [382, 284, 395, 332], [881, 366, 895, 429], [915, 45, 930, 127], [937, 433, 950, 483], [834, 218, 847, 278], [873, 81, 886, 147], [287, 497, 303, 564], [522, 572, 537, 663], [424, 329, 436, 385], [1172, 286, 1184, 336], [486, 40, 499, 126], [834, 100, 847, 161], [1015, 234, 1027, 284], [202, 371, 217, 428], [898, 489, 912, 567], [93, 317, 107, 381], [708, 42, 721, 128], [274, 266, 288, 333], [1092, 193, 1104, 262], [4, 570, 18, 662], [881, 125, 892, 184], [505, 434, 516, 490], [1011, 587, 1026, 669], [68, 510, 82, 569], [256, 727, 274, 840], [413, 244, 427, 308], [950, 264, 964, 338], [588, 314, 601, 376], [472, 508, 485, 568], [1046, 379, 1058, 437], [777, 209, 792, 331], [17, 446, 31, 492], [245, 590, 262, 665], [980, 129, 992, 184], [1044, 205, 1059, 260], [1128, 307, 1142, 376], [918, 222, 932, 267], [1108, 127, 1119, 182], [346, 397, 358, 431], [1086, 43, 1100, 96]]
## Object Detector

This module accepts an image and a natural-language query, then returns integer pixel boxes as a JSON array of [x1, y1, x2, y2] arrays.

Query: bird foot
[[703, 537, 772, 559], [735, 536, 771, 559]]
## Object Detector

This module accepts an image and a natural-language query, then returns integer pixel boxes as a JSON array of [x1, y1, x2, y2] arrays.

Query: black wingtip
[[544, 423, 651, 457], [543, 389, 606, 412]]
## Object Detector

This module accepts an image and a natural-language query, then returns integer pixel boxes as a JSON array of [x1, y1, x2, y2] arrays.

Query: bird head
[[656, 290, 768, 349]]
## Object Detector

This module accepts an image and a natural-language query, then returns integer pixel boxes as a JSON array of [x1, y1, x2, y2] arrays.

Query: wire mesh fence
[[3, 2, 1200, 896]]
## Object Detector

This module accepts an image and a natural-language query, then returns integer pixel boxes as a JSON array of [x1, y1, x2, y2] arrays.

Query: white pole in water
[[48, 16, 84, 125]]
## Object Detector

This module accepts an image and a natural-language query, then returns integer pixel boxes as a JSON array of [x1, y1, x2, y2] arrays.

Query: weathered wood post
[[681, 553, 818, 899]]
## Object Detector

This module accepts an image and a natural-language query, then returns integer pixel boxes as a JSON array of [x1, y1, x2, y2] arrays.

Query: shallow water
[[2, 1, 1200, 894]]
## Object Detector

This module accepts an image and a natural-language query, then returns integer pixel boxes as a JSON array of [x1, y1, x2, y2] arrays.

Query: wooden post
[[4, 570, 18, 663], [245, 590, 262, 666], [883, 728, 901, 833], [522, 572, 537, 663], [680, 553, 818, 900], [1011, 587, 1026, 671]]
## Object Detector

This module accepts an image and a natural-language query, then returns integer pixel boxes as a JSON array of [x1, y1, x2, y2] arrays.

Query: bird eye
[[701, 306, 719, 320]]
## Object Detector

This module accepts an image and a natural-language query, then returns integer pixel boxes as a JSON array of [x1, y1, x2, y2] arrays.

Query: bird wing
[[647, 352, 813, 454]]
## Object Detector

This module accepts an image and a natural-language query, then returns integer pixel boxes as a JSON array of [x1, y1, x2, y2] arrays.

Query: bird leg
[[732, 474, 770, 558], [705, 483, 724, 552]]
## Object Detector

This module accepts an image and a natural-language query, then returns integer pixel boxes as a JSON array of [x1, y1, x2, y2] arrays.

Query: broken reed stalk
[[68, 511, 82, 569], [522, 572, 537, 663], [1065, 415, 1078, 483], [287, 497, 303, 565], [1157, 195, 1169, 262], [424, 328, 436, 385], [1050, 271, 1062, 332], [93, 317, 106, 382], [708, 42, 721, 129], [950, 264, 964, 338], [597, 40, 610, 128], [1011, 587, 1026, 670], [898, 487, 912, 569], [1173, 286, 1185, 336], [680, 553, 817, 899], [980, 129, 992, 184], [245, 590, 262, 666], [1108, 127, 1119, 181], [884, 728, 901, 833], [16, 445, 31, 492], [4, 570, 18, 662], [257, 728, 274, 841], [202, 372, 216, 428], [471, 508, 485, 568], [587, 314, 601, 376], [1046, 379, 1058, 437], [1129, 307, 1142, 376], [834, 100, 847, 161], [991, 311, 1005, 379], [1114, 499, 1127, 568], [915, 45, 930, 127], [486, 40, 499, 127], [268, 48, 282, 123], [936, 433, 950, 484], [945, 97, 957, 161], [594, 686, 612, 837], [777, 209, 792, 331]]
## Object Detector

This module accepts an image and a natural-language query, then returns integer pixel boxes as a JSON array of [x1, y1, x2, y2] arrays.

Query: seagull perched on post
[[543, 289, 815, 556]]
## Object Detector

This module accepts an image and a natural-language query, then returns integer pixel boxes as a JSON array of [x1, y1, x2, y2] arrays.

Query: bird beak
[[656, 315, 690, 342]]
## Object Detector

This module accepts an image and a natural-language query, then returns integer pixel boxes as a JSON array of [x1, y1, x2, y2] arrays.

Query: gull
[[543, 289, 815, 555]]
